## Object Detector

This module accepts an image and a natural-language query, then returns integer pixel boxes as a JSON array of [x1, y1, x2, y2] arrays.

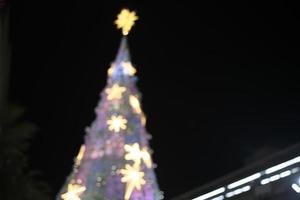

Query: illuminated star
[[124, 143, 142, 164], [105, 84, 126, 100], [129, 95, 142, 114], [124, 143, 152, 168], [107, 115, 127, 132], [120, 164, 146, 200], [61, 183, 86, 200], [122, 61, 137, 76], [115, 9, 138, 35]]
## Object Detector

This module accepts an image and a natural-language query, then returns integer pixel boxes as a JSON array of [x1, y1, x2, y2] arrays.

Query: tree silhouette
[[0, 104, 51, 200]]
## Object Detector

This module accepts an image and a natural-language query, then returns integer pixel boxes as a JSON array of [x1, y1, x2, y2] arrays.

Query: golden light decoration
[[61, 183, 86, 200], [141, 113, 146, 126], [129, 95, 142, 114], [120, 164, 146, 200], [124, 143, 142, 164], [115, 9, 138, 35], [105, 84, 126, 100], [107, 63, 115, 76], [107, 62, 136, 77], [107, 115, 127, 132], [75, 145, 85, 166], [124, 143, 152, 168], [122, 61, 137, 76], [141, 148, 152, 168]]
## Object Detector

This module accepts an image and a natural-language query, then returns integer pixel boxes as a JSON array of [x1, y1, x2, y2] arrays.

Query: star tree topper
[[115, 9, 138, 35]]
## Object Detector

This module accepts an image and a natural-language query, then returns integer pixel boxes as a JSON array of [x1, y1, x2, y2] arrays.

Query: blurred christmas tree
[[57, 9, 162, 200]]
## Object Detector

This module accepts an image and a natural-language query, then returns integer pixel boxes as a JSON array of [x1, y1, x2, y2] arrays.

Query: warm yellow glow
[[120, 164, 146, 200], [107, 115, 127, 132], [141, 113, 146, 126], [61, 183, 86, 200], [129, 95, 142, 114], [141, 148, 152, 168], [124, 143, 152, 168], [115, 9, 138, 35], [75, 145, 85, 165], [107, 62, 136, 77], [107, 63, 115, 76], [124, 143, 142, 164], [122, 61, 137, 76], [105, 84, 126, 100]]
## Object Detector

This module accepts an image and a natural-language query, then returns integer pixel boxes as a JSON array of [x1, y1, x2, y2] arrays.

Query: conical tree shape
[[56, 36, 162, 200]]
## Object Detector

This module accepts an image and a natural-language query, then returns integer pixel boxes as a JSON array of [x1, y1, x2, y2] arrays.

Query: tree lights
[[57, 9, 161, 200]]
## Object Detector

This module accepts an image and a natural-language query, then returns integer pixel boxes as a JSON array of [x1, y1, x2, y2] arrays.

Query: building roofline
[[173, 142, 300, 200]]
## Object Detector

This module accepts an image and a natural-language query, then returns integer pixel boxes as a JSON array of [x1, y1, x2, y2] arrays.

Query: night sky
[[9, 1, 300, 199]]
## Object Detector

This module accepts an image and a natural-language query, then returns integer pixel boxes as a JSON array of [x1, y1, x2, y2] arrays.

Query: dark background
[[9, 0, 300, 199]]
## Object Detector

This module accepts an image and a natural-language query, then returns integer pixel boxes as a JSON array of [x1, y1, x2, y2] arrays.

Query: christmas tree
[[57, 9, 162, 200]]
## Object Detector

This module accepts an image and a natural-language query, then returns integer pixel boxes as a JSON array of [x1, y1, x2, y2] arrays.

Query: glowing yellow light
[[107, 115, 127, 132], [61, 183, 86, 200], [141, 113, 146, 126], [122, 61, 136, 76], [75, 145, 85, 165], [120, 164, 146, 200], [124, 143, 152, 168], [129, 95, 142, 114], [107, 62, 136, 77], [141, 148, 152, 168], [124, 143, 142, 164], [105, 84, 126, 100], [115, 9, 138, 35], [107, 63, 115, 76]]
